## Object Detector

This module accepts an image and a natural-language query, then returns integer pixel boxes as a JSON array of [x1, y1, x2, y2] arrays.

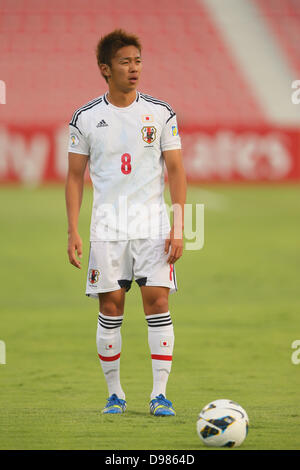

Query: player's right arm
[[65, 152, 89, 269]]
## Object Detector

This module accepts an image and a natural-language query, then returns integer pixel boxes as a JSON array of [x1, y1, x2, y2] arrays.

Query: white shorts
[[86, 238, 178, 299]]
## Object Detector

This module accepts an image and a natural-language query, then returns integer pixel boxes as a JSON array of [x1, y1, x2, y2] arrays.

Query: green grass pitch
[[0, 184, 299, 450]]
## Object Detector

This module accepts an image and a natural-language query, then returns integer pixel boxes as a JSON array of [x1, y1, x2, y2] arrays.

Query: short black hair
[[96, 29, 142, 82]]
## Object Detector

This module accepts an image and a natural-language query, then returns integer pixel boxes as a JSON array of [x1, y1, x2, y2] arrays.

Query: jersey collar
[[103, 91, 140, 107]]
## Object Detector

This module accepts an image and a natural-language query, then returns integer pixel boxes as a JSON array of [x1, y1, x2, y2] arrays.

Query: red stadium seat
[[0, 0, 268, 126], [255, 0, 300, 76]]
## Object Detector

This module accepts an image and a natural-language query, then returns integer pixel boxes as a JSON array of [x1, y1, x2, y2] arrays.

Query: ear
[[99, 63, 111, 80]]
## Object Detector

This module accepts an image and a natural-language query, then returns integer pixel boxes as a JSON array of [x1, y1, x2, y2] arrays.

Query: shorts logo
[[141, 126, 156, 144], [89, 269, 100, 284], [172, 125, 178, 136], [70, 134, 79, 146]]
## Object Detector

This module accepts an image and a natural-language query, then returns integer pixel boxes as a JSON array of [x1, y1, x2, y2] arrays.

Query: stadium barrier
[[0, 124, 299, 184]]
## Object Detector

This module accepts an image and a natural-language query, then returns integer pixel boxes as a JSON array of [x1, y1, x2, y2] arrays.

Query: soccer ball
[[197, 399, 249, 448], [200, 398, 249, 424]]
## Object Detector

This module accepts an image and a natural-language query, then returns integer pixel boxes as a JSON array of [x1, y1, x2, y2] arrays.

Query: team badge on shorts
[[89, 269, 100, 285], [141, 126, 156, 144]]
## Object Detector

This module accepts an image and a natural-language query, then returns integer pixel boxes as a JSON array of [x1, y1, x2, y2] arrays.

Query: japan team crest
[[89, 269, 100, 285], [141, 126, 156, 144]]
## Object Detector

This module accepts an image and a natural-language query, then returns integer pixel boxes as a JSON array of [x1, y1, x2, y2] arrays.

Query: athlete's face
[[108, 46, 142, 92]]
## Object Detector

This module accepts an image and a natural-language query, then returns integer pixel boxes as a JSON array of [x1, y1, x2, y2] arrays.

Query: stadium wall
[[0, 124, 299, 184]]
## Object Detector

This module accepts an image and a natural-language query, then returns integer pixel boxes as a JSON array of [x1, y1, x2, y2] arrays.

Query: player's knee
[[145, 296, 169, 315], [100, 301, 124, 317]]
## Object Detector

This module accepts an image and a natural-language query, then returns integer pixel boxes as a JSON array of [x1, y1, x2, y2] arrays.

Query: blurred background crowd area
[[0, 0, 299, 184]]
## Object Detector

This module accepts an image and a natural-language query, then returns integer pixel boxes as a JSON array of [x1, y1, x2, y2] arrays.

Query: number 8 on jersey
[[121, 153, 132, 175]]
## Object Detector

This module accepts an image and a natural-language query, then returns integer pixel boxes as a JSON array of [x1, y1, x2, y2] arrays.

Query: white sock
[[96, 312, 125, 400], [146, 312, 174, 400]]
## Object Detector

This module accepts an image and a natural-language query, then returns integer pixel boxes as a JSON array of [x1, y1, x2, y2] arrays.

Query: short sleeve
[[160, 112, 182, 152], [68, 117, 90, 155]]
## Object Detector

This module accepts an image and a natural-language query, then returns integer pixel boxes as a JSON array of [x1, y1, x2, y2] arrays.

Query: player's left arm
[[163, 148, 187, 264]]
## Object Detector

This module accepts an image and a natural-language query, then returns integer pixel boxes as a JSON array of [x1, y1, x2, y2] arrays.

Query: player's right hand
[[67, 231, 83, 269]]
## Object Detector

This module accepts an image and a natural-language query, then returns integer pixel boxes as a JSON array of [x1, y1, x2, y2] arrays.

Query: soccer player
[[65, 29, 186, 416]]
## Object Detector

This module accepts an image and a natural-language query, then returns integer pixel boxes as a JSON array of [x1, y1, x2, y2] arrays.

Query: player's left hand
[[165, 225, 184, 264]]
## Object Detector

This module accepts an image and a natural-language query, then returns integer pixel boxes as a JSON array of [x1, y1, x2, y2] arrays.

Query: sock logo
[[160, 340, 169, 347], [105, 343, 114, 350]]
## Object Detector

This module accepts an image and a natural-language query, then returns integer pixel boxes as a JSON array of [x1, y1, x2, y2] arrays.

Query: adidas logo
[[96, 119, 109, 128]]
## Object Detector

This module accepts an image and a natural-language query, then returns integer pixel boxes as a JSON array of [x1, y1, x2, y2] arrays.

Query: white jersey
[[68, 91, 181, 241]]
